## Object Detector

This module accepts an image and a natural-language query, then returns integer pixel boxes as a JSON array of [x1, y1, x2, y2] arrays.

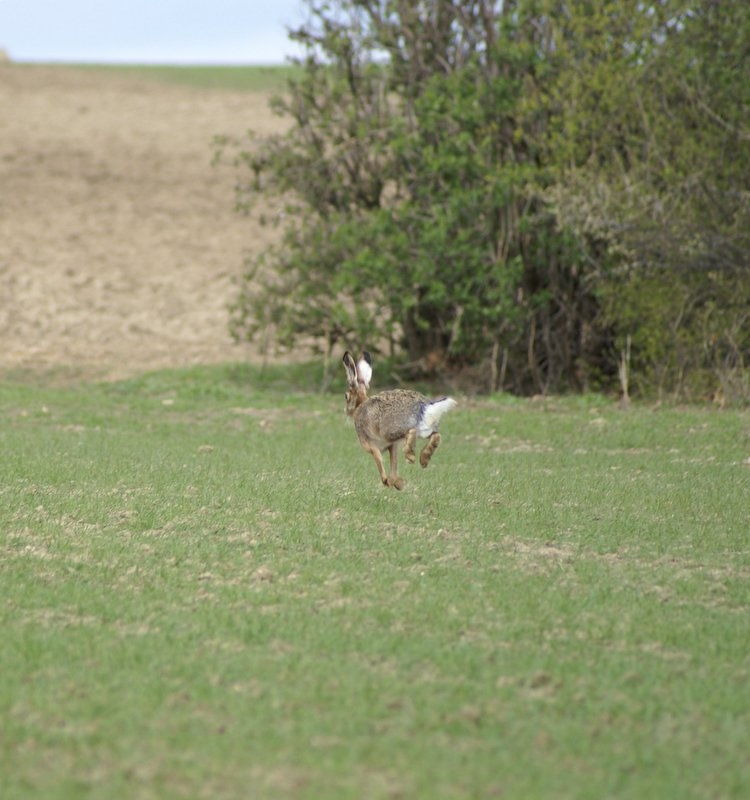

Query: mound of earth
[[0, 64, 285, 380]]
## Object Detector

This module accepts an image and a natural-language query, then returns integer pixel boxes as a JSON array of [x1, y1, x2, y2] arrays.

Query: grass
[[29, 62, 302, 92], [1, 364, 749, 799]]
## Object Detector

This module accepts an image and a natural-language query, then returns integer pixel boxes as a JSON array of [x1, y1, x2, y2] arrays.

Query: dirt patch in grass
[[0, 64, 286, 381]]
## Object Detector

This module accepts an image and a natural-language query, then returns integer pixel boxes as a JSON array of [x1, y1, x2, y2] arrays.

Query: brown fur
[[343, 352, 447, 490]]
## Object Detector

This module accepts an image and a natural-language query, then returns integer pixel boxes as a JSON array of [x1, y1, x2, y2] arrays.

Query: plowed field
[[1, 64, 284, 379]]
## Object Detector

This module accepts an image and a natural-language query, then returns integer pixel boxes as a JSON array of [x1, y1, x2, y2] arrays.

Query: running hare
[[342, 351, 456, 490]]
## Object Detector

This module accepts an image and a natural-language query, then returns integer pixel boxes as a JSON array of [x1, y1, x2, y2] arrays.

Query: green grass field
[[1, 364, 748, 799], [44, 63, 301, 91]]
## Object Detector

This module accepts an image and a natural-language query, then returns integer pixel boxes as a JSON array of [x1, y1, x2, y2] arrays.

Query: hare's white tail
[[419, 397, 457, 437]]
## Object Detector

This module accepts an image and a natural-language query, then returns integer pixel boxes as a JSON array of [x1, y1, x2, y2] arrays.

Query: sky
[[0, 0, 307, 64]]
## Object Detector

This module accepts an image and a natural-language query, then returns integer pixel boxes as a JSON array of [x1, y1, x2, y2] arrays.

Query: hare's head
[[342, 351, 372, 416]]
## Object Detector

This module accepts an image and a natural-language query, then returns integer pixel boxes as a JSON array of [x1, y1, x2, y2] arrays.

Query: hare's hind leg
[[420, 432, 441, 468], [403, 429, 417, 464], [386, 444, 405, 490]]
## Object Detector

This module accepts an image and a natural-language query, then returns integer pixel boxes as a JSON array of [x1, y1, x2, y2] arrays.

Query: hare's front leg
[[364, 443, 389, 485], [364, 443, 404, 490], [420, 432, 441, 468], [386, 443, 405, 490]]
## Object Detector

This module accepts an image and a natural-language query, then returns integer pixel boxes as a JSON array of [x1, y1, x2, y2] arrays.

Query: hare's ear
[[342, 351, 358, 386], [357, 351, 372, 389]]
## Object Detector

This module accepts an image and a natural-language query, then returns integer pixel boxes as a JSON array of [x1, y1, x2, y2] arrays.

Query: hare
[[343, 351, 456, 490]]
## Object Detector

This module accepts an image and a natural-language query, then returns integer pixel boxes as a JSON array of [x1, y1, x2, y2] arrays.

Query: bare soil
[[0, 64, 285, 380]]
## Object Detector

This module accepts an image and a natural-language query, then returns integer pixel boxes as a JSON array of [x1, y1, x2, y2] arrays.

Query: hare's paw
[[387, 476, 406, 490]]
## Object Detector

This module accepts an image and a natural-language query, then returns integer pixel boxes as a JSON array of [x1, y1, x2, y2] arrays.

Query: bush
[[229, 0, 750, 400]]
